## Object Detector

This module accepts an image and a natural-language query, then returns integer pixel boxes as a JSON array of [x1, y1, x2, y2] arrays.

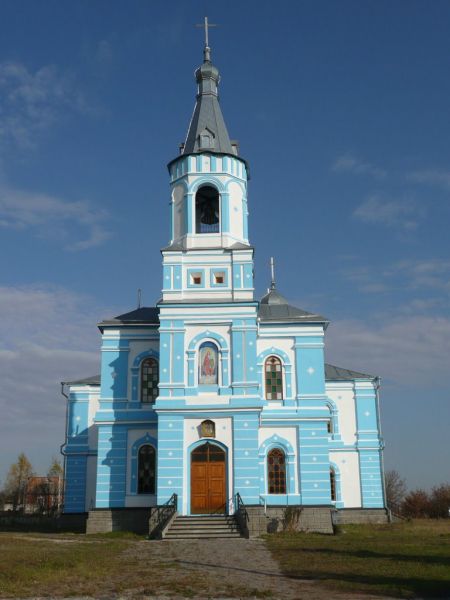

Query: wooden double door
[[191, 442, 226, 514]]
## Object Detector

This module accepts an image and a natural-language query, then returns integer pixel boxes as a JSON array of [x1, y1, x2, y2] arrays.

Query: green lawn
[[266, 519, 450, 598], [0, 532, 255, 598], [1, 521, 450, 598], [0, 533, 143, 598]]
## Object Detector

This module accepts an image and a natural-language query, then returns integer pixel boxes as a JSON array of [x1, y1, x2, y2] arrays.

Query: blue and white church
[[61, 38, 387, 535]]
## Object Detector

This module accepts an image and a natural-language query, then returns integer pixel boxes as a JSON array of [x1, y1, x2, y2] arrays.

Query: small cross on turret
[[270, 257, 276, 290]]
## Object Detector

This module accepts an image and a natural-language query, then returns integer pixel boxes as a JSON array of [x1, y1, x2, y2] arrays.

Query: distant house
[[25, 476, 63, 514]]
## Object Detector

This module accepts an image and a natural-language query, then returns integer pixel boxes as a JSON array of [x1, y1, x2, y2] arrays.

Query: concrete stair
[[164, 515, 243, 539]]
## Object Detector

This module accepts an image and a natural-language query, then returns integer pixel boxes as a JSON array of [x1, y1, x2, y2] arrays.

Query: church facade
[[61, 41, 386, 525]]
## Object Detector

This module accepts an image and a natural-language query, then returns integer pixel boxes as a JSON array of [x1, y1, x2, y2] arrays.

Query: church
[[61, 30, 387, 535]]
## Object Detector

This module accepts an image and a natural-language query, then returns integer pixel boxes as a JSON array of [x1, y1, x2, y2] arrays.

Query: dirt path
[[0, 534, 402, 599], [119, 537, 399, 599]]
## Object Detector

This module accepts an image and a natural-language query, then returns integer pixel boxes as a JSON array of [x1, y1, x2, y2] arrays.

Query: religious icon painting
[[200, 419, 215, 438], [199, 341, 218, 385]]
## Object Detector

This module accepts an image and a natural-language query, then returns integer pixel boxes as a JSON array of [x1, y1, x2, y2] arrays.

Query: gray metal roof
[[325, 363, 376, 381], [258, 288, 328, 325], [98, 306, 159, 330], [63, 374, 100, 386], [64, 364, 374, 388], [161, 241, 253, 252], [182, 47, 234, 156]]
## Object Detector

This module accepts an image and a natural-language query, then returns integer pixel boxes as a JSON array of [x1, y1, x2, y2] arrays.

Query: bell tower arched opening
[[195, 185, 220, 233]]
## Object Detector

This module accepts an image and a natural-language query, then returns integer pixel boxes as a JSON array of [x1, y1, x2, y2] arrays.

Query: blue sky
[[0, 0, 449, 491]]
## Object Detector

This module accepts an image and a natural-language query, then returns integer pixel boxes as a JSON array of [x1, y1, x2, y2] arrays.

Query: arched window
[[265, 356, 283, 400], [330, 468, 336, 502], [198, 341, 218, 385], [138, 445, 156, 494], [195, 185, 220, 233], [267, 448, 286, 494], [141, 357, 159, 404]]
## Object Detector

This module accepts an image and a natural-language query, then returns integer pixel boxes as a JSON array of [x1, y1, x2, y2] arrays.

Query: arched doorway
[[191, 442, 226, 514]]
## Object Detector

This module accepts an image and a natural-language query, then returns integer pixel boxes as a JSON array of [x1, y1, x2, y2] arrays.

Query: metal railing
[[259, 495, 267, 515], [235, 492, 248, 521], [208, 495, 234, 515], [387, 502, 407, 522], [148, 493, 178, 539], [235, 492, 249, 538], [199, 222, 220, 233]]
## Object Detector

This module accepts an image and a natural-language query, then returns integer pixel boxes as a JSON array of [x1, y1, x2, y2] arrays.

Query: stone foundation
[[333, 508, 389, 525], [239, 505, 334, 536], [82, 506, 389, 536], [86, 508, 152, 534]]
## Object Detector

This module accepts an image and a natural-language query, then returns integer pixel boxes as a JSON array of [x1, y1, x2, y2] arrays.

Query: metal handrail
[[259, 494, 267, 515], [209, 495, 234, 515], [234, 493, 250, 538], [148, 493, 178, 538], [167, 493, 178, 510], [386, 501, 407, 522], [235, 492, 249, 522]]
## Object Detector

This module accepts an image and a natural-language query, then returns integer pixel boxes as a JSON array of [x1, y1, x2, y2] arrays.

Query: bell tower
[[162, 35, 253, 302]]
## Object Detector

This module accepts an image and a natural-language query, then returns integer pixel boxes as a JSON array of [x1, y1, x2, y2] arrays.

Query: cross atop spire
[[196, 16, 217, 49], [196, 17, 217, 62]]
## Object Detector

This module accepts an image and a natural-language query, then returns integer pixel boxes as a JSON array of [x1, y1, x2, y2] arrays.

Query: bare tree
[[402, 489, 430, 518], [428, 484, 450, 518], [3, 453, 34, 511], [384, 469, 407, 509]]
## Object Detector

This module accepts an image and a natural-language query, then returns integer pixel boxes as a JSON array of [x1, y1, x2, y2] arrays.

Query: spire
[[270, 257, 276, 290], [182, 18, 234, 155], [260, 257, 289, 306]]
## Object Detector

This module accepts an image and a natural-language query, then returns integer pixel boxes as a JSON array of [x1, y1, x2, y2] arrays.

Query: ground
[[0, 520, 449, 599]]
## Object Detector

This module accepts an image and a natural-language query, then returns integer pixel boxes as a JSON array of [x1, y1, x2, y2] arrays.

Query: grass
[[266, 519, 450, 598], [0, 532, 260, 598], [2, 521, 449, 598], [0, 533, 138, 597]]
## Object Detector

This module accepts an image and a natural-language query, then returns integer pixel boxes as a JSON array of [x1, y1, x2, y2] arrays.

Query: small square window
[[191, 273, 202, 285], [214, 271, 225, 285]]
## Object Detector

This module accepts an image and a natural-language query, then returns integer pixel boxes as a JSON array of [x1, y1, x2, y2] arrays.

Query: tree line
[[0, 453, 63, 515], [385, 470, 450, 518]]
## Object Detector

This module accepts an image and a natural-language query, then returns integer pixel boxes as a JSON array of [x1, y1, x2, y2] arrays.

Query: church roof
[[258, 288, 328, 325], [325, 363, 376, 381], [98, 307, 159, 331], [63, 374, 101, 386], [63, 363, 375, 388], [161, 241, 253, 252], [182, 45, 234, 156]]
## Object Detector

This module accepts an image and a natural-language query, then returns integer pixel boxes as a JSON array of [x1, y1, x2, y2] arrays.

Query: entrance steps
[[164, 515, 243, 539]]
